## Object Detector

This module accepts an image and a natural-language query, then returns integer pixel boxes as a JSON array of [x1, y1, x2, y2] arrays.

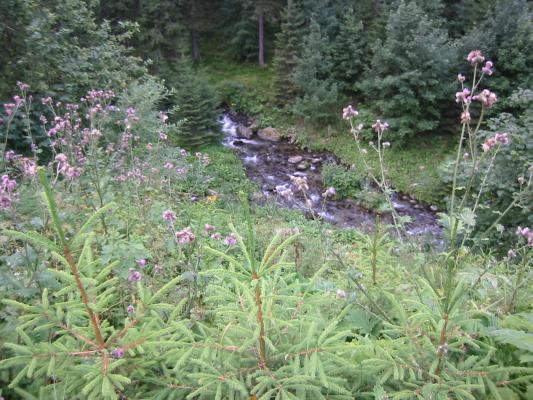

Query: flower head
[[137, 259, 147, 268], [224, 233, 238, 246], [204, 223, 216, 234], [127, 304, 135, 314], [175, 227, 195, 244], [111, 348, 125, 359], [467, 50, 485, 65], [342, 105, 358, 120], [128, 268, 142, 282], [372, 120, 389, 133], [162, 209, 176, 222], [473, 89, 497, 108], [482, 61, 493, 75]]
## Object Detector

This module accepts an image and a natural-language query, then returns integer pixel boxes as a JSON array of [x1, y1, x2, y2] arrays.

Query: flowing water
[[220, 113, 442, 240]]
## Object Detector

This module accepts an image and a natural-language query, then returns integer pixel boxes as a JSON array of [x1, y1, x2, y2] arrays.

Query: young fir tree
[[331, 6, 368, 94], [172, 60, 220, 148], [273, 0, 307, 106], [292, 18, 339, 126], [361, 0, 456, 142]]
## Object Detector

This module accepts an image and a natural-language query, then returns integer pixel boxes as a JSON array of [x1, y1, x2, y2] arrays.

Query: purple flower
[[473, 89, 497, 108], [127, 304, 135, 314], [164, 161, 174, 170], [461, 111, 471, 124], [204, 223, 216, 234], [17, 81, 30, 91], [342, 105, 358, 120], [162, 209, 176, 222], [159, 132, 168, 141], [128, 268, 142, 282], [111, 348, 125, 359], [223, 234, 238, 246], [372, 120, 389, 133], [210, 232, 222, 240], [137, 259, 147, 268], [175, 227, 195, 244], [467, 50, 485, 65], [516, 226, 533, 247], [455, 88, 471, 104], [482, 61, 493, 75]]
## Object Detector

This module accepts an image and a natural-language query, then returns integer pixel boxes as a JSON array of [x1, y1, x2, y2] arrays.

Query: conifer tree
[[273, 0, 307, 105], [292, 18, 339, 125], [172, 60, 221, 148], [361, 0, 456, 142], [331, 6, 368, 94]]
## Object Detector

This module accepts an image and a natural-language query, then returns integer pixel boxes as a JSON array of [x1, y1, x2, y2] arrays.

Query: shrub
[[321, 162, 365, 199]]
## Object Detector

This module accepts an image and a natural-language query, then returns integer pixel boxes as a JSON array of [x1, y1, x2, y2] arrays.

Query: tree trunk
[[258, 13, 265, 66], [191, 29, 200, 61]]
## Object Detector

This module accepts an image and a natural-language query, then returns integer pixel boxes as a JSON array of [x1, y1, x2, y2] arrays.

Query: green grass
[[303, 128, 456, 205]]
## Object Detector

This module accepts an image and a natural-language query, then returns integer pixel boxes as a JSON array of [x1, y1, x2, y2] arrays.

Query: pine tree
[[172, 60, 221, 148], [292, 18, 339, 125], [361, 0, 456, 142], [273, 0, 307, 106], [331, 6, 368, 94]]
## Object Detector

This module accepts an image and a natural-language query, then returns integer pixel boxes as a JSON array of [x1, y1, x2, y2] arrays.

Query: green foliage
[[331, 6, 368, 94], [273, 0, 307, 105], [291, 18, 339, 126], [439, 89, 533, 246], [361, 0, 457, 142], [321, 162, 365, 199], [463, 0, 533, 106], [171, 60, 221, 148]]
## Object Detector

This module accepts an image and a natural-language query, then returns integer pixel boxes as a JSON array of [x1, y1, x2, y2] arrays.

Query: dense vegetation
[[1, 0, 532, 399]]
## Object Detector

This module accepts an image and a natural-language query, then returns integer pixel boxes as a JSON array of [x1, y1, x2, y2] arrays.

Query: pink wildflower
[[175, 227, 195, 244], [461, 111, 471, 124], [467, 50, 485, 65], [204, 223, 216, 234], [137, 259, 147, 268], [516, 226, 533, 247], [111, 348, 125, 359], [473, 89, 497, 108], [372, 120, 389, 133], [342, 105, 358, 120], [455, 88, 471, 104], [482, 61, 493, 75], [128, 268, 142, 282], [162, 209, 176, 222], [127, 304, 135, 314], [457, 74, 466, 82], [224, 233, 238, 246], [210, 232, 222, 240]]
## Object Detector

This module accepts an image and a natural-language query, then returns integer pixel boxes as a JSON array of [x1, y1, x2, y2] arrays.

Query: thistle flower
[[137, 259, 147, 268], [210, 232, 222, 240], [382, 142, 391, 149], [457, 74, 466, 82], [17, 81, 30, 91], [175, 227, 195, 244], [516, 226, 533, 247], [204, 224, 216, 234], [473, 89, 497, 108], [460, 111, 471, 124], [455, 88, 471, 104], [290, 176, 309, 192], [372, 120, 389, 133], [223, 233, 238, 246], [162, 209, 176, 222], [482, 61, 493, 75], [467, 50, 484, 65], [481, 132, 509, 152], [128, 268, 142, 282], [342, 105, 358, 120], [111, 348, 125, 359], [127, 304, 135, 314], [159, 132, 168, 140]]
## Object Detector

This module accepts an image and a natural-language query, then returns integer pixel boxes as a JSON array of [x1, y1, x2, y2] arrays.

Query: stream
[[220, 113, 442, 241]]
